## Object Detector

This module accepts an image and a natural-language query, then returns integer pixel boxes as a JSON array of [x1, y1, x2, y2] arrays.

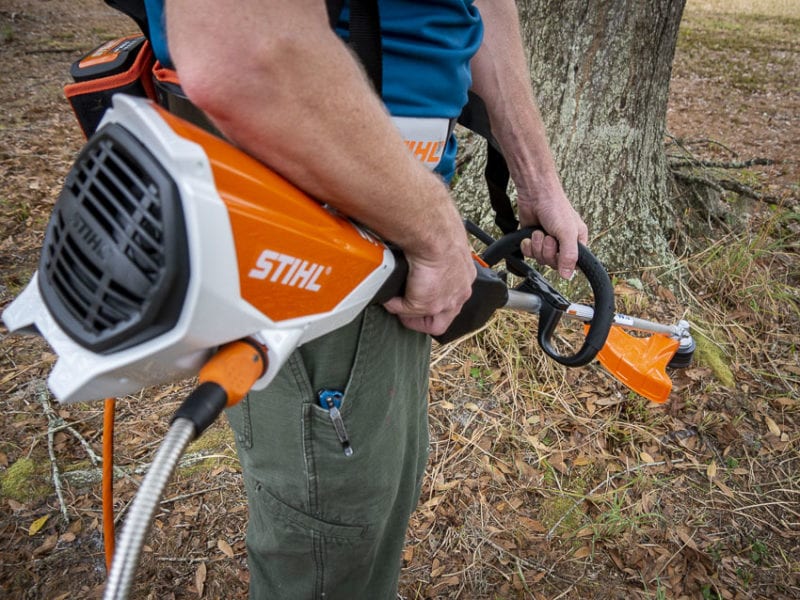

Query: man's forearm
[[471, 0, 587, 278], [167, 0, 465, 258], [166, 0, 475, 335], [471, 0, 561, 201]]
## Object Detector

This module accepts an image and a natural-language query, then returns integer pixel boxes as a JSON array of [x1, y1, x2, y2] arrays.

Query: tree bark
[[454, 0, 686, 273]]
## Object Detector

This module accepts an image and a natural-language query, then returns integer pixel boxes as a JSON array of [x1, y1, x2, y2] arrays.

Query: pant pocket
[[244, 476, 381, 600], [306, 305, 431, 526], [248, 477, 367, 540], [224, 394, 252, 449]]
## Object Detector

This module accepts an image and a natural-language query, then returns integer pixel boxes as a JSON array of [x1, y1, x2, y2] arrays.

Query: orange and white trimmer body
[[3, 95, 396, 403]]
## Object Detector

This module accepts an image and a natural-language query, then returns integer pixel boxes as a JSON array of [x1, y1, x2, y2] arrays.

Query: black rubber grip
[[171, 381, 228, 438], [372, 251, 509, 342], [481, 228, 615, 367], [434, 263, 509, 343]]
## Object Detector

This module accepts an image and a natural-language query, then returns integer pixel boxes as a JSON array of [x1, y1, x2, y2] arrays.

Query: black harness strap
[[485, 144, 518, 234], [103, 0, 150, 38], [327, 0, 383, 94], [326, 0, 345, 27], [458, 92, 518, 235]]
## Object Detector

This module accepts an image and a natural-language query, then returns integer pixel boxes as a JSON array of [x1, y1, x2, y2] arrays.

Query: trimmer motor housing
[[38, 122, 190, 354], [3, 95, 397, 403]]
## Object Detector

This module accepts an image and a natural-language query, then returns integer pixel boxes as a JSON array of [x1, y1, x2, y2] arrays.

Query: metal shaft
[[505, 290, 691, 341], [103, 418, 196, 600]]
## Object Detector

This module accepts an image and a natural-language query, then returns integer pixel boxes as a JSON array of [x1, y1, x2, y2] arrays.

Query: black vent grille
[[39, 123, 189, 353]]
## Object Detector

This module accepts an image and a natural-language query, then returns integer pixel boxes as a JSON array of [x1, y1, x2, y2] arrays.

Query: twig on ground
[[668, 157, 774, 169], [671, 171, 785, 205], [716, 178, 783, 205], [665, 134, 739, 157], [36, 384, 69, 523], [160, 486, 225, 505], [672, 170, 724, 193], [155, 554, 243, 564], [31, 386, 103, 466]]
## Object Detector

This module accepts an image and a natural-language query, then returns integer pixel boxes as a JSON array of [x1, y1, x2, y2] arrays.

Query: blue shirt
[[144, 0, 483, 179]]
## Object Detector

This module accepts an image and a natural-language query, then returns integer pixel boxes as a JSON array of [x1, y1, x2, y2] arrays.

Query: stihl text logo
[[405, 139, 444, 166], [248, 250, 329, 292]]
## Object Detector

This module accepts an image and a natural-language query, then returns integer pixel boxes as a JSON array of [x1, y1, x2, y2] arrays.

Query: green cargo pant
[[226, 306, 431, 599]]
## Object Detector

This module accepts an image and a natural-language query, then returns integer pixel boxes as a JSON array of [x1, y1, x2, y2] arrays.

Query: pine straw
[[402, 265, 799, 598], [402, 193, 799, 598]]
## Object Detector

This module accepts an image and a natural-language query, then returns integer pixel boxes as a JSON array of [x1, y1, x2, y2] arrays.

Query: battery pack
[[64, 34, 155, 138], [152, 61, 220, 136]]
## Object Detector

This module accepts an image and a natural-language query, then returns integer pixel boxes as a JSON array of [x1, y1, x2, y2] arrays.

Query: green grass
[[676, 12, 799, 92]]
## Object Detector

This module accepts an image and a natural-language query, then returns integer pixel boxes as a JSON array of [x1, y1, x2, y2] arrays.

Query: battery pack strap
[[103, 0, 150, 39]]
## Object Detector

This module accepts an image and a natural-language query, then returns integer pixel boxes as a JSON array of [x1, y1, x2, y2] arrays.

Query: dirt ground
[[1, 1, 798, 599]]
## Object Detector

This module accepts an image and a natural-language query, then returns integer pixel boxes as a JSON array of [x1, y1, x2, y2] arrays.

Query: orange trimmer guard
[[588, 326, 680, 403]]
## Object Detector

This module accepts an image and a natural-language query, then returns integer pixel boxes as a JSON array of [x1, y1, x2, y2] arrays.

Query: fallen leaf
[[32, 534, 58, 556], [195, 562, 207, 598], [594, 397, 625, 407], [576, 527, 594, 538], [608, 549, 625, 571], [217, 538, 234, 558], [68, 519, 83, 535], [657, 286, 677, 302], [714, 479, 735, 499], [706, 460, 717, 481], [8, 499, 25, 512], [675, 526, 699, 551], [573, 545, 592, 559], [433, 480, 460, 492], [528, 571, 546, 584], [422, 495, 443, 509], [764, 415, 781, 437], [517, 517, 546, 533], [29, 514, 50, 536]]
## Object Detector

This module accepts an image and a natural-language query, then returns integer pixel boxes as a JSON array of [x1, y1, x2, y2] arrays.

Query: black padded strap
[[458, 91, 518, 235], [326, 0, 345, 28], [326, 0, 382, 94], [104, 0, 150, 38], [485, 144, 518, 234]]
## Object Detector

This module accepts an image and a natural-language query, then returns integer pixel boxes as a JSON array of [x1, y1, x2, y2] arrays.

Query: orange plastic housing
[[155, 108, 386, 322], [589, 326, 680, 403], [199, 340, 267, 406]]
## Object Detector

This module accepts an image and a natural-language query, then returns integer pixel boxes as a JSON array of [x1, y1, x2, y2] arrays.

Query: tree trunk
[[454, 0, 686, 273]]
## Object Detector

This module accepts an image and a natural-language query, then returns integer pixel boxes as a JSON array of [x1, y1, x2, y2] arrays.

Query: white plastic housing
[[2, 96, 394, 403]]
